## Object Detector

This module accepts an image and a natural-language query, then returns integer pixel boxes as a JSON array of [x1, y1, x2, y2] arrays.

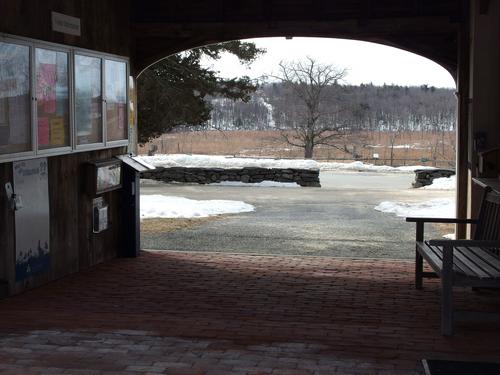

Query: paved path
[[141, 172, 454, 259], [0, 251, 499, 374]]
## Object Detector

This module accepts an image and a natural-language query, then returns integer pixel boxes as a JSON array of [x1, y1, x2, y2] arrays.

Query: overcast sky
[[202, 37, 456, 88]]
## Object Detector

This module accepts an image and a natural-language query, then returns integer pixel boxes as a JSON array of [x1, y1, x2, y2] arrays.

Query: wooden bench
[[406, 187, 500, 335]]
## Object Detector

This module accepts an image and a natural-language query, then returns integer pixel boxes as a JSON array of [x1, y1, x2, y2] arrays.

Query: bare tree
[[271, 57, 352, 158], [387, 119, 404, 167]]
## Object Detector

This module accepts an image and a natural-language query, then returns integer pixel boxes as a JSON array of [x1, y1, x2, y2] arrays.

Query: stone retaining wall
[[141, 167, 321, 187]]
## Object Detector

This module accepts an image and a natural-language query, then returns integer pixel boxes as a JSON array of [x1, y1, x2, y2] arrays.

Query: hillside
[[194, 83, 456, 133]]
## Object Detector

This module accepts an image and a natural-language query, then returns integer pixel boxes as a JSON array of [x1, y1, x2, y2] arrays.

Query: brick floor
[[0, 250, 499, 374]]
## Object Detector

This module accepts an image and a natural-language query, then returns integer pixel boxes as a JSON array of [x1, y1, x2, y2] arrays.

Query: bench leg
[[415, 222, 424, 290], [441, 276, 454, 335], [415, 251, 423, 290]]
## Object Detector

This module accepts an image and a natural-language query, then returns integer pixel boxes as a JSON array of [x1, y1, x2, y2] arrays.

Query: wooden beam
[[456, 0, 470, 238], [132, 0, 460, 23], [133, 16, 457, 38], [133, 16, 458, 74]]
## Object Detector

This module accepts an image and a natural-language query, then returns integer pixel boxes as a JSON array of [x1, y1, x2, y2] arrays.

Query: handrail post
[[441, 244, 454, 335]]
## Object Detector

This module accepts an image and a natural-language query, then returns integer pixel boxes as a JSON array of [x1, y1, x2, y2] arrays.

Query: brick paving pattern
[[0, 250, 499, 374]]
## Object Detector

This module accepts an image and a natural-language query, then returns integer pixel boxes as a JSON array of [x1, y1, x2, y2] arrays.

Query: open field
[[140, 130, 456, 168]]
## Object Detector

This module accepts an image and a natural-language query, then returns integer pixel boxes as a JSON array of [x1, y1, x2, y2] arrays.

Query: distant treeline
[[201, 83, 456, 133]]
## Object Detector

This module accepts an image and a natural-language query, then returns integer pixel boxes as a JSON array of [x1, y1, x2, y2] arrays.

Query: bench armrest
[[428, 239, 500, 247], [406, 217, 478, 224]]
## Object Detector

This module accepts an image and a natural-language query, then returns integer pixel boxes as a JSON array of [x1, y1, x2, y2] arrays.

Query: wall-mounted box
[[92, 197, 108, 233], [87, 159, 122, 195]]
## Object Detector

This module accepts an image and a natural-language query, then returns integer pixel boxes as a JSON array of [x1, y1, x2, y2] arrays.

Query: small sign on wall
[[52, 11, 81, 36], [13, 158, 50, 281]]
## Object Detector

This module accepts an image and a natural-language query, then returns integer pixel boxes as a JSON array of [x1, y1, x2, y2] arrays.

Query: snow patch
[[374, 198, 455, 218], [212, 181, 299, 188], [132, 156, 156, 170], [140, 195, 255, 219], [366, 143, 428, 150], [138, 154, 318, 170], [138, 154, 436, 174], [256, 96, 276, 128], [318, 161, 435, 173], [422, 175, 456, 190]]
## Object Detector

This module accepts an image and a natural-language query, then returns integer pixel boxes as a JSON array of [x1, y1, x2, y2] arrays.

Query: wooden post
[[456, 0, 471, 239]]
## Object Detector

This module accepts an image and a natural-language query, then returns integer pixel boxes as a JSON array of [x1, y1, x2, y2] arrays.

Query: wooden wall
[[0, 0, 132, 295], [1, 0, 131, 57], [0, 148, 127, 295], [0, 165, 15, 297], [467, 1, 500, 221], [470, 1, 500, 157]]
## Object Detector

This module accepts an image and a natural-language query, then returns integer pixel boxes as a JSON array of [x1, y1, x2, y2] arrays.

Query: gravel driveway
[[140, 171, 455, 259]]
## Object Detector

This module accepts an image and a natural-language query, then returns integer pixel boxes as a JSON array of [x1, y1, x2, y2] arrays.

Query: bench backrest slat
[[474, 189, 500, 256]]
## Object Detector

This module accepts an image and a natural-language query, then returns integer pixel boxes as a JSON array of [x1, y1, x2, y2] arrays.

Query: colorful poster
[[13, 158, 50, 281], [38, 63, 56, 114], [38, 117, 50, 145], [49, 117, 65, 146]]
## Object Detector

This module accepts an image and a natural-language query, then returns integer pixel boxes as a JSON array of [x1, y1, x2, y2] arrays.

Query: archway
[[131, 1, 468, 230], [139, 38, 453, 258]]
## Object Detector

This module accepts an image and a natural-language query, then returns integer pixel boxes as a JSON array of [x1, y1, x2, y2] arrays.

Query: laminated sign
[[13, 158, 50, 281]]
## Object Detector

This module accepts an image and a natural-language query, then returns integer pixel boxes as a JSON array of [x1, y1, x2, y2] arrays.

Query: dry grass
[[432, 223, 456, 237], [141, 217, 221, 234], [139, 130, 456, 168]]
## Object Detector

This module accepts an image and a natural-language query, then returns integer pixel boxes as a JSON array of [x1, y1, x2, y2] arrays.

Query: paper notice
[[49, 118, 65, 146]]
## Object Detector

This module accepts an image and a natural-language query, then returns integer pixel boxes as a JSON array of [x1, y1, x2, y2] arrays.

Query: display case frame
[[0, 32, 130, 164]]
